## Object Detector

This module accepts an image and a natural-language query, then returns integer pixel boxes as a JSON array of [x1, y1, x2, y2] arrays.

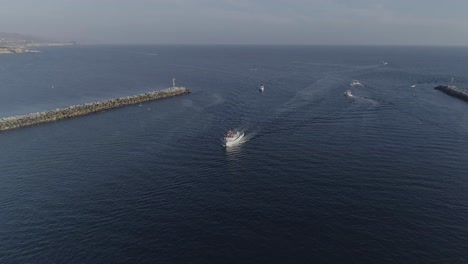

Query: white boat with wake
[[224, 130, 244, 147], [259, 84, 265, 92], [350, 80, 362, 87], [344, 90, 353, 97]]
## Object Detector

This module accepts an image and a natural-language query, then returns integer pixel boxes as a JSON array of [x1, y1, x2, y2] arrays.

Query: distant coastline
[[0, 32, 76, 54], [0, 47, 41, 54], [0, 42, 76, 55]]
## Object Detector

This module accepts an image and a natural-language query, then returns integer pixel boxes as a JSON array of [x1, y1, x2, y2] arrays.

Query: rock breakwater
[[0, 87, 190, 131], [434, 85, 468, 102]]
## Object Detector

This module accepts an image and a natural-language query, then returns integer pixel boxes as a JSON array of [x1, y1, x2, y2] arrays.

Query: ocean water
[[0, 45, 467, 263]]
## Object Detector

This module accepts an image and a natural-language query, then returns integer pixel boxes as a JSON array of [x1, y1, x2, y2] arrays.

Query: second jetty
[[0, 86, 190, 131], [434, 85, 468, 102]]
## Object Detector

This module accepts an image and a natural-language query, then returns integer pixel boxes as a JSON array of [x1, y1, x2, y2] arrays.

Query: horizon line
[[72, 43, 468, 48]]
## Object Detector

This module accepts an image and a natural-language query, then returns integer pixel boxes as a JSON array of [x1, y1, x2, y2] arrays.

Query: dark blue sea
[[0, 45, 467, 263]]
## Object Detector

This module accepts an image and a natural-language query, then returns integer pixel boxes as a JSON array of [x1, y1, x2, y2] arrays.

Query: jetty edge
[[0, 86, 191, 131], [434, 85, 468, 102]]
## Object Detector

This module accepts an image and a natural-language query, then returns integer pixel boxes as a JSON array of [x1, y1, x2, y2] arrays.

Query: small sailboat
[[259, 84, 265, 92]]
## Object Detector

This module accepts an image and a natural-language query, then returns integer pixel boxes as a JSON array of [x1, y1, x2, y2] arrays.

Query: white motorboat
[[411, 84, 416, 88], [259, 84, 265, 92], [350, 80, 362, 86], [224, 130, 244, 147], [344, 90, 353, 97]]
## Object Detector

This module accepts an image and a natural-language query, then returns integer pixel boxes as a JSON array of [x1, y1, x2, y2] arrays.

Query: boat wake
[[348, 94, 379, 106], [181, 92, 225, 112], [219, 62, 393, 147]]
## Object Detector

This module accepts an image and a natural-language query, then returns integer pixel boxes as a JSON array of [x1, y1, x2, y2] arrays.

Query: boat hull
[[224, 132, 245, 147]]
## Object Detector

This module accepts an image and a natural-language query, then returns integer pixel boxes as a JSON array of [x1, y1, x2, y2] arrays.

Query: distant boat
[[259, 84, 265, 92], [344, 90, 353, 97], [383, 61, 388, 65], [350, 80, 362, 87], [411, 85, 416, 88], [138, 103, 142, 107]]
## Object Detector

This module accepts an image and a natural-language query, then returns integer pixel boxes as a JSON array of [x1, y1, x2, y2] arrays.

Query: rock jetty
[[434, 85, 468, 102], [0, 87, 190, 131]]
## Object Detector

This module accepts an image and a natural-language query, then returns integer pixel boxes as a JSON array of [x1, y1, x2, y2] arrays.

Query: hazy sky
[[1, 0, 468, 45]]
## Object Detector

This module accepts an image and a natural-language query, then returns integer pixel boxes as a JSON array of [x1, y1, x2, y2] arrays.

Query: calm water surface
[[0, 45, 467, 263]]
